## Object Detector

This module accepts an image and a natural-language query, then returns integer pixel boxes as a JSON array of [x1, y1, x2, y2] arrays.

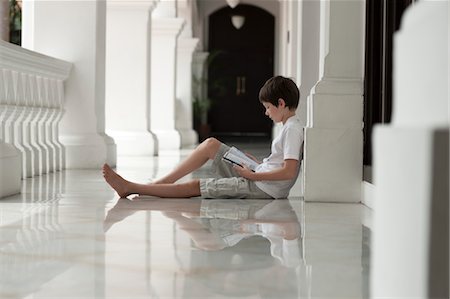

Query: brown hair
[[258, 76, 300, 110]]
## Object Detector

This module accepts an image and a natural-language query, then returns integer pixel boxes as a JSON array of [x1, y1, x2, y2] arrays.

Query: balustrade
[[0, 41, 71, 182]]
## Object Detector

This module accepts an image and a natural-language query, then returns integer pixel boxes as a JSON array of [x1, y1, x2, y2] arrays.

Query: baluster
[[29, 75, 44, 176], [47, 79, 60, 172], [20, 73, 35, 178], [26, 75, 41, 177], [4, 69, 17, 145], [13, 72, 29, 179], [42, 78, 55, 173], [36, 76, 49, 175], [54, 81, 65, 171]]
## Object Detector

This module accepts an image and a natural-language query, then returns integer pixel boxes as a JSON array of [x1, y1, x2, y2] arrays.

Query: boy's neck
[[281, 110, 296, 125]]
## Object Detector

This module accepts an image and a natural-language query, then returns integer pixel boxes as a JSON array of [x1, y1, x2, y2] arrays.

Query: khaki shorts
[[199, 144, 272, 199]]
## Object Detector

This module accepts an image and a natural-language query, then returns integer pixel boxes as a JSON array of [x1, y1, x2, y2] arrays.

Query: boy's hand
[[244, 152, 261, 164], [233, 164, 255, 180]]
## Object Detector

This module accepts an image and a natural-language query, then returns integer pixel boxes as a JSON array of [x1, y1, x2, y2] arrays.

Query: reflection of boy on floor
[[103, 76, 304, 199], [104, 198, 302, 267]]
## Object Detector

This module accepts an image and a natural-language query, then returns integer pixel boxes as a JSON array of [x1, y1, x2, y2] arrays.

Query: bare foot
[[102, 164, 132, 198]]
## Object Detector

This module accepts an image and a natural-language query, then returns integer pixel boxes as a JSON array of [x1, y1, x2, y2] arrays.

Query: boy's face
[[262, 101, 283, 123]]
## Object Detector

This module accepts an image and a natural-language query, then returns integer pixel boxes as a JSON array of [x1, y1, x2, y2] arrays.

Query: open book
[[222, 147, 260, 172]]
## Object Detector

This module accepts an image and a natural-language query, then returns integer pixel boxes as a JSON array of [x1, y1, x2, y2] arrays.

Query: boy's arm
[[234, 159, 299, 181]]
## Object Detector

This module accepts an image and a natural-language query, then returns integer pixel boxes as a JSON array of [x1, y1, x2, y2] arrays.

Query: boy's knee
[[203, 137, 219, 146], [201, 137, 221, 156]]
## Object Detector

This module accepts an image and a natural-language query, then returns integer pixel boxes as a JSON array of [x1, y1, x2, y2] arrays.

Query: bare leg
[[103, 164, 201, 198], [153, 137, 222, 184]]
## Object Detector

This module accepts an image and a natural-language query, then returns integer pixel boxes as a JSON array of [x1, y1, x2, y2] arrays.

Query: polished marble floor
[[0, 144, 372, 299]]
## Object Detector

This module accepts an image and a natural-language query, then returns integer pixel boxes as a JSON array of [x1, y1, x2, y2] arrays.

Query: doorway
[[208, 4, 275, 142], [363, 0, 415, 166]]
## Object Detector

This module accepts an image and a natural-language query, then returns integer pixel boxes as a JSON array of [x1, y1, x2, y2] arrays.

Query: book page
[[222, 147, 260, 171]]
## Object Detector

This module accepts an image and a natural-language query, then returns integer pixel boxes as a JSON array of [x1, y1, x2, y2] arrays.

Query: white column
[[22, 0, 116, 168], [371, 2, 449, 298], [150, 17, 185, 150], [176, 37, 199, 147], [296, 0, 320, 128], [105, 1, 158, 156], [302, 0, 365, 202]]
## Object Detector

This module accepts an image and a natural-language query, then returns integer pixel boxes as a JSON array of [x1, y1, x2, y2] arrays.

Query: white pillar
[[176, 37, 199, 147], [150, 17, 185, 150], [105, 1, 158, 156], [22, 0, 116, 168], [302, 0, 365, 202], [371, 2, 449, 298]]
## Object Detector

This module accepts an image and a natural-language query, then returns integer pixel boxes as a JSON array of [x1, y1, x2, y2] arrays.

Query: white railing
[[0, 40, 71, 179]]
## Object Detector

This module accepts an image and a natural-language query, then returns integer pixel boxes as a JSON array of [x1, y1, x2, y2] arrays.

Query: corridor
[[0, 144, 372, 299]]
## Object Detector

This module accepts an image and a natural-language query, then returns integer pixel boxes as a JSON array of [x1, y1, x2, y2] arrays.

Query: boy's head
[[258, 76, 300, 111]]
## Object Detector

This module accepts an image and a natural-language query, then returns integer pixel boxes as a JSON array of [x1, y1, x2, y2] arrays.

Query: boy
[[103, 76, 304, 199]]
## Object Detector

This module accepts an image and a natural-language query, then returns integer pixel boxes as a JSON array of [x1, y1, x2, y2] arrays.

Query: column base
[[60, 133, 117, 169], [107, 130, 158, 156], [303, 127, 362, 202], [0, 141, 21, 198], [178, 129, 198, 147], [153, 129, 181, 151]]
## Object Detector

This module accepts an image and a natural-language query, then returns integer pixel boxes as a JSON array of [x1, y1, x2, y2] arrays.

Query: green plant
[[192, 50, 225, 125], [9, 0, 22, 45], [192, 75, 212, 125]]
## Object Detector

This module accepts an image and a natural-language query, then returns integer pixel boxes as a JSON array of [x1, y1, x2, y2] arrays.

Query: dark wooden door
[[208, 4, 274, 139]]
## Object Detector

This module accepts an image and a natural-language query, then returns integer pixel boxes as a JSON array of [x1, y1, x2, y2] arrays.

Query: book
[[222, 147, 260, 172]]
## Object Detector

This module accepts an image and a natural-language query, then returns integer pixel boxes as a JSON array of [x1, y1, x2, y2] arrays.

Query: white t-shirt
[[255, 116, 303, 198]]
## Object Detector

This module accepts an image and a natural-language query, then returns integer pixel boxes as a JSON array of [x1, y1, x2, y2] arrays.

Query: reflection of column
[[176, 38, 199, 147], [303, 203, 363, 298], [105, 0, 159, 156], [151, 17, 185, 150], [303, 0, 364, 202], [371, 2, 449, 298], [22, 0, 117, 168]]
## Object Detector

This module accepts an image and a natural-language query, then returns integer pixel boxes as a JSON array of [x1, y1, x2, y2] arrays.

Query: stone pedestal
[[105, 1, 158, 156], [302, 0, 364, 202], [151, 18, 185, 150], [22, 0, 116, 168], [176, 38, 199, 147]]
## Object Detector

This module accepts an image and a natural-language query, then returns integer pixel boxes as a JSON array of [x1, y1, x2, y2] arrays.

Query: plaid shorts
[[199, 143, 272, 199]]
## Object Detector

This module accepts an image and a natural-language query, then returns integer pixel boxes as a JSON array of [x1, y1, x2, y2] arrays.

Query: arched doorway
[[208, 4, 275, 141]]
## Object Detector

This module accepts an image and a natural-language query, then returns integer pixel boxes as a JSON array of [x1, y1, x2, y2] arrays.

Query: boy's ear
[[278, 98, 286, 108]]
